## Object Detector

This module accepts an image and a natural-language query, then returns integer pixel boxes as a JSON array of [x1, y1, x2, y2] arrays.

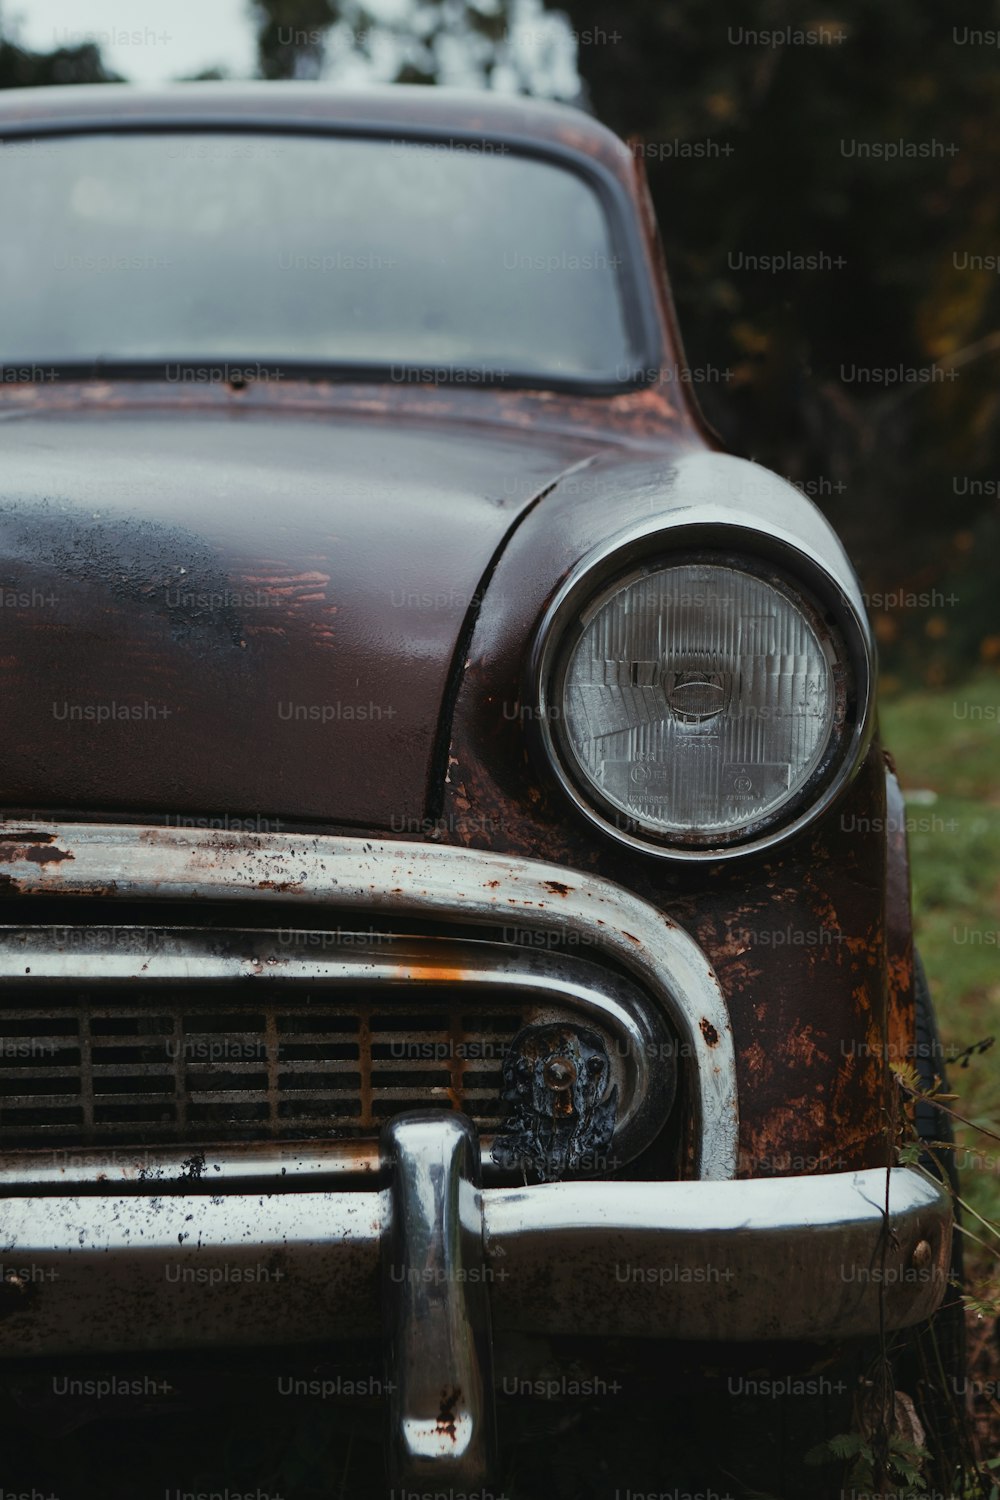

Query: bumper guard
[[0, 1115, 952, 1486]]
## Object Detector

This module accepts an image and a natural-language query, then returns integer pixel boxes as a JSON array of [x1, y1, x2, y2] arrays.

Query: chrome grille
[[0, 925, 671, 1167], [0, 987, 523, 1147]]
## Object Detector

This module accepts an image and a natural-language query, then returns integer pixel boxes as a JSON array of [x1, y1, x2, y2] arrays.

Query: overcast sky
[[3, 0, 578, 93], [6, 0, 264, 83]]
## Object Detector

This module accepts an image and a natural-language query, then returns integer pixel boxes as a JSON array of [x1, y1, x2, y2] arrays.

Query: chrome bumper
[[0, 1115, 952, 1485], [0, 824, 954, 1484]]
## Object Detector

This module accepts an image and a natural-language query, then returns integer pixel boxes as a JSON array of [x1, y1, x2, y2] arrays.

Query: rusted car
[[0, 83, 959, 1497]]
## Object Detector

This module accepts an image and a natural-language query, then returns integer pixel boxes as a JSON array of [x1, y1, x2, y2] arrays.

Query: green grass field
[[880, 674, 1000, 1300]]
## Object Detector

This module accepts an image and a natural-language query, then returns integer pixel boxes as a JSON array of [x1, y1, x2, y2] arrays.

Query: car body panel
[[0, 403, 598, 826]]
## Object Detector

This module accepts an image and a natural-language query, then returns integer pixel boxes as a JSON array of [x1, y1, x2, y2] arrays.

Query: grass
[[881, 670, 1000, 1483], [880, 673, 1000, 1280]]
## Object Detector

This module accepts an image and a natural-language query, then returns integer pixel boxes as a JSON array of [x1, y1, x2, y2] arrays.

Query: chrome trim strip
[[0, 824, 739, 1179], [0, 927, 675, 1178], [383, 1113, 496, 1486], [0, 1165, 949, 1356], [0, 1141, 380, 1194]]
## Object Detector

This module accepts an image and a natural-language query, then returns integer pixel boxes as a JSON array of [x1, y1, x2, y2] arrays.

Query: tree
[[551, 0, 1000, 681], [0, 34, 120, 87], [249, 0, 999, 681], [253, 0, 338, 79]]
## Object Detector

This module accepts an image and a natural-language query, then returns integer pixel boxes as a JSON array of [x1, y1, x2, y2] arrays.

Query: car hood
[[0, 406, 597, 829]]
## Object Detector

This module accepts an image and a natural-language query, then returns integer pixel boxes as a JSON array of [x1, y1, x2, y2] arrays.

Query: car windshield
[[0, 130, 638, 384]]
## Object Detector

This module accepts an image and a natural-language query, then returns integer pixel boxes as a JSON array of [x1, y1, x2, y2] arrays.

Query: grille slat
[[0, 984, 523, 1148], [0, 1065, 84, 1078]]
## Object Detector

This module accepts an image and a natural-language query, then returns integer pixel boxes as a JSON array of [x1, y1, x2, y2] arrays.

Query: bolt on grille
[[0, 985, 525, 1148]]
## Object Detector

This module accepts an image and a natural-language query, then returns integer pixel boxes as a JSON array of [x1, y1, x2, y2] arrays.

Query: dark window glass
[[0, 132, 636, 382]]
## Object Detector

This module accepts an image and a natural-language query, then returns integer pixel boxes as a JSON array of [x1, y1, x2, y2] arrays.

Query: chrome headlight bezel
[[530, 522, 876, 861]]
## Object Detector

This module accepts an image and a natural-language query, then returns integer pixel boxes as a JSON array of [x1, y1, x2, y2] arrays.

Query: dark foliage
[[250, 0, 1000, 684], [0, 35, 120, 87], [561, 0, 1000, 685]]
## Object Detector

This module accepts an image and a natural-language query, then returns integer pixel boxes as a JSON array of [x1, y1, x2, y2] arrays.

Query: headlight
[[535, 548, 872, 859]]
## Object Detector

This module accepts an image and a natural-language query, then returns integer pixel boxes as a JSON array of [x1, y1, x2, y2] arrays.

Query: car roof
[[0, 81, 634, 178]]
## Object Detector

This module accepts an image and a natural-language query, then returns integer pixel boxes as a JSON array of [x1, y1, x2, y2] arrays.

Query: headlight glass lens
[[554, 560, 842, 844]]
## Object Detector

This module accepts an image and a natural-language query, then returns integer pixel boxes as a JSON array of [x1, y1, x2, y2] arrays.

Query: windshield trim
[[0, 116, 663, 394]]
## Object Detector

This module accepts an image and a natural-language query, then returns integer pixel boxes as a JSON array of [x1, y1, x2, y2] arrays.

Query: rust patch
[[0, 829, 58, 843], [442, 711, 893, 1177], [436, 1386, 461, 1442], [776, 1025, 824, 1070], [699, 1018, 720, 1047], [0, 839, 74, 866], [23, 844, 74, 866], [622, 931, 642, 945], [542, 880, 572, 896], [742, 1039, 769, 1080]]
